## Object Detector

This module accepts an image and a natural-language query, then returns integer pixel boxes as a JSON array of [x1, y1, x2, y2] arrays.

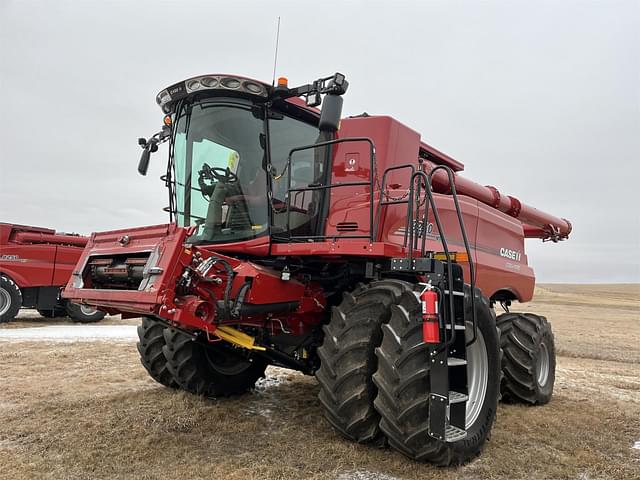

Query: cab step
[[445, 424, 467, 442], [449, 390, 468, 404], [447, 357, 467, 366], [445, 323, 465, 330]]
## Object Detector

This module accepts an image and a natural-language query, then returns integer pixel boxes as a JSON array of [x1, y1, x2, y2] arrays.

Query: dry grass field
[[0, 284, 638, 479]]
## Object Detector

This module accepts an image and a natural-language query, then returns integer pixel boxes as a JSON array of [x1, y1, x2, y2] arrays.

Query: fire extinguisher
[[421, 285, 440, 344]]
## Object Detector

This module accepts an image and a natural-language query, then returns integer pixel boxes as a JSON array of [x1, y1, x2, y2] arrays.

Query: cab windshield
[[172, 98, 320, 244]]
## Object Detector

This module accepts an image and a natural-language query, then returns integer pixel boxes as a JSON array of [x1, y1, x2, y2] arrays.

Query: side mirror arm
[[137, 126, 170, 176]]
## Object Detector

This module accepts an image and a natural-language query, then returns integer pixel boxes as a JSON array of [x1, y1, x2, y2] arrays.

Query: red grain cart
[[64, 73, 570, 464], [0, 223, 105, 323]]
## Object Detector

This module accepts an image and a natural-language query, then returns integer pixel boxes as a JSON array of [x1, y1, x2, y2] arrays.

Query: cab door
[[269, 115, 326, 239]]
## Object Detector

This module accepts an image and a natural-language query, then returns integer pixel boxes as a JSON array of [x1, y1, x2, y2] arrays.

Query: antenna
[[271, 16, 281, 86]]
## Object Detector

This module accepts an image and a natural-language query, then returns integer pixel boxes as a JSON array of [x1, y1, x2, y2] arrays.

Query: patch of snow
[[254, 366, 294, 391], [632, 440, 640, 450], [336, 471, 402, 480], [556, 366, 640, 403], [255, 376, 285, 389], [0, 325, 137, 342]]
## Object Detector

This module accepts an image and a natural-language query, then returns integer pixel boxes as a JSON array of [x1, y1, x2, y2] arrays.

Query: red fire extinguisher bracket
[[421, 286, 441, 344]]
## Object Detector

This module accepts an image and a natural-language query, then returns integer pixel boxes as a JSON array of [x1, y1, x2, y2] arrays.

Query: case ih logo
[[500, 248, 521, 262]]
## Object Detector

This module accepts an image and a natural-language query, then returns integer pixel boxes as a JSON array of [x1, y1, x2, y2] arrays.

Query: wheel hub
[[536, 342, 550, 387], [0, 288, 11, 316], [79, 304, 97, 316], [465, 326, 488, 428], [204, 345, 252, 375]]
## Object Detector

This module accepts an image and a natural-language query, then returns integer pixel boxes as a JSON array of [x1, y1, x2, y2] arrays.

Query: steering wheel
[[198, 163, 239, 200], [211, 166, 238, 184], [198, 163, 239, 184]]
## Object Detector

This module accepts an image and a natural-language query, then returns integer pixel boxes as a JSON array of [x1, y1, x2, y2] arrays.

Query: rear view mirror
[[137, 136, 160, 176], [319, 94, 343, 132], [138, 148, 151, 176]]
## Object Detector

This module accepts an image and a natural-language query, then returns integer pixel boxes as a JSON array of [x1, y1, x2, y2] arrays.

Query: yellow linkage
[[214, 325, 266, 351]]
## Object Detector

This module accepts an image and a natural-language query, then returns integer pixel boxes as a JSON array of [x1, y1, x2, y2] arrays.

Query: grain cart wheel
[[316, 280, 414, 445], [0, 275, 22, 323], [497, 313, 555, 405], [373, 286, 500, 466], [163, 327, 267, 397], [65, 302, 106, 323], [137, 317, 178, 388]]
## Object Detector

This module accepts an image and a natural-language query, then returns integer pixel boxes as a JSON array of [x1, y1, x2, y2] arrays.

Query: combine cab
[[0, 223, 106, 323], [63, 73, 569, 464]]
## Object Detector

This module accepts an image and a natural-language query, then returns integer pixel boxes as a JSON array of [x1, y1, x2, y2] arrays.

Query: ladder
[[385, 162, 477, 443]]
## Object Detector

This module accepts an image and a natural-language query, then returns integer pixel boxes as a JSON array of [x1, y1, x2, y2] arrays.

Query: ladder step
[[448, 357, 467, 367], [445, 424, 467, 442], [449, 391, 468, 404], [445, 324, 465, 330], [444, 290, 465, 297]]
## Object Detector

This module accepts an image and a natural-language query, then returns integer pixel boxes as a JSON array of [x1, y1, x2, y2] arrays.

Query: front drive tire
[[497, 312, 555, 405], [137, 317, 178, 388], [373, 286, 501, 466], [162, 327, 267, 397], [65, 302, 106, 323], [0, 275, 22, 323], [316, 280, 415, 445]]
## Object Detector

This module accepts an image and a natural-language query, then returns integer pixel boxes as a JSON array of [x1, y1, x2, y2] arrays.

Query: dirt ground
[[0, 284, 638, 479]]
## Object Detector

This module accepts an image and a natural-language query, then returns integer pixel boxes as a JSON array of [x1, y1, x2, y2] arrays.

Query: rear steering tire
[[497, 312, 555, 405], [65, 302, 106, 323], [316, 279, 415, 445], [0, 275, 22, 323], [163, 327, 267, 397], [137, 317, 178, 388], [373, 286, 501, 465]]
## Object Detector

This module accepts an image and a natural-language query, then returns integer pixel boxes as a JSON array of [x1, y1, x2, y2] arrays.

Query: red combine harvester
[[63, 73, 571, 464], [0, 223, 105, 323]]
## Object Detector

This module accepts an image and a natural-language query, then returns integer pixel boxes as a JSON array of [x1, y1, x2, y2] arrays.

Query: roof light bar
[[156, 75, 269, 113]]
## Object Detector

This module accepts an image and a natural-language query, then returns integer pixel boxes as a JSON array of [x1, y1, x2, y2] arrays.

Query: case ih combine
[[63, 72, 571, 465], [0, 223, 105, 323]]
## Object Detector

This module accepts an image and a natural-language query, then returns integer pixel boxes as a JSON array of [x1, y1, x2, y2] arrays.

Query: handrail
[[408, 171, 458, 350], [429, 165, 478, 346], [376, 163, 416, 246], [284, 137, 376, 242]]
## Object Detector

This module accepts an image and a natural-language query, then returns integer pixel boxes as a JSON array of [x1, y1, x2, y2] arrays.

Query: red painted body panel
[[286, 115, 539, 301], [0, 223, 87, 289]]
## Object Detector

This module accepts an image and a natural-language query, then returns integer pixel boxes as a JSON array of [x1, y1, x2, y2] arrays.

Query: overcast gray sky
[[1, 0, 638, 282]]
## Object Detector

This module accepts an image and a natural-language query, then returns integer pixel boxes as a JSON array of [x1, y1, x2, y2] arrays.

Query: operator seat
[[202, 177, 266, 240]]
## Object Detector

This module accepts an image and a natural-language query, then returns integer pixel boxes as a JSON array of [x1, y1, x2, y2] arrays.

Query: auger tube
[[426, 161, 572, 241]]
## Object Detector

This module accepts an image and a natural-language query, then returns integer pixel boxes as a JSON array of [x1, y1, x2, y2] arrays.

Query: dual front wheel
[[316, 279, 556, 465], [136, 317, 266, 396]]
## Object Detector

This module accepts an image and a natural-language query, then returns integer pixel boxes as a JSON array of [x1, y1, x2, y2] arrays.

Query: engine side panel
[[474, 203, 535, 302], [0, 243, 57, 287]]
